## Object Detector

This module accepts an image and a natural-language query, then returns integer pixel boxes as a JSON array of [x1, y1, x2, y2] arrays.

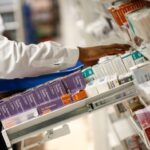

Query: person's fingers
[[79, 44, 131, 52], [105, 44, 131, 50], [82, 59, 98, 67], [107, 50, 125, 55], [106, 47, 127, 55], [79, 44, 131, 66]]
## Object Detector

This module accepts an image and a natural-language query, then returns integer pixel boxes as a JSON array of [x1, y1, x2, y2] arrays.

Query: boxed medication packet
[[0, 71, 87, 128]]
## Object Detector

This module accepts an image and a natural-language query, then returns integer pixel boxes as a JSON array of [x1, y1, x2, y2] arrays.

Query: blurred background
[[0, 0, 123, 45]]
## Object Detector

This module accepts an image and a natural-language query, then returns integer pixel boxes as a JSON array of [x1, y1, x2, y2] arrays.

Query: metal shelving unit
[[129, 116, 150, 149], [2, 81, 136, 150]]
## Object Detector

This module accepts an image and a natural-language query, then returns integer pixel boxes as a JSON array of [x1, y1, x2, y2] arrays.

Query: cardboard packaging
[[2, 108, 38, 129], [108, 0, 146, 26], [125, 97, 145, 115], [92, 65, 103, 79], [98, 56, 110, 76], [9, 95, 24, 115], [82, 67, 95, 82], [135, 106, 150, 129], [107, 74, 120, 89], [0, 71, 86, 124], [130, 62, 150, 84], [97, 63, 107, 77], [22, 90, 37, 108], [37, 98, 64, 115], [85, 81, 99, 97], [111, 56, 127, 75], [95, 77, 110, 94], [118, 73, 133, 84], [47, 80, 72, 104], [121, 52, 135, 71], [72, 90, 87, 102], [132, 51, 146, 65], [137, 81, 150, 104], [0, 100, 12, 120], [101, 60, 116, 76], [62, 71, 86, 94], [61, 94, 72, 105], [127, 8, 150, 42], [35, 85, 52, 104]]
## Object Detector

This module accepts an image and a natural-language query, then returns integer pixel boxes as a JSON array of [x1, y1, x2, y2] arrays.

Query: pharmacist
[[0, 15, 131, 150], [0, 20, 130, 79]]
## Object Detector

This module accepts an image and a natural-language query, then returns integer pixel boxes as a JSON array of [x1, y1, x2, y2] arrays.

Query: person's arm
[[0, 35, 130, 79], [78, 44, 131, 66], [0, 36, 79, 79]]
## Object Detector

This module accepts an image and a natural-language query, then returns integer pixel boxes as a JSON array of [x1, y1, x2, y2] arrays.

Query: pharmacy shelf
[[107, 106, 136, 150], [113, 118, 137, 141], [2, 81, 137, 149], [107, 111, 128, 150], [129, 116, 150, 149]]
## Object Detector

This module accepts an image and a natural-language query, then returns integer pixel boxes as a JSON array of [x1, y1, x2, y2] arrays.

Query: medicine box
[[82, 67, 95, 82], [62, 71, 86, 94], [37, 98, 64, 115], [85, 81, 99, 97], [72, 90, 87, 102], [121, 52, 135, 71], [118, 73, 133, 85], [101, 60, 116, 76], [135, 106, 150, 129], [0, 100, 12, 120], [95, 77, 110, 94], [130, 62, 150, 84], [132, 51, 146, 65], [111, 56, 127, 75], [2, 108, 38, 129], [107, 74, 120, 89], [34, 85, 52, 103], [92, 65, 102, 79]]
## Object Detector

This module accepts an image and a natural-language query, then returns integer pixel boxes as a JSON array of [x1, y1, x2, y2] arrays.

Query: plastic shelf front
[[2, 81, 137, 147]]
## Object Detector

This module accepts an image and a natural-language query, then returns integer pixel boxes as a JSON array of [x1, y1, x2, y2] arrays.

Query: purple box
[[0, 101, 11, 120], [0, 108, 4, 120], [35, 85, 52, 104], [9, 95, 24, 114], [47, 80, 67, 98], [62, 71, 86, 94], [37, 99, 63, 115], [22, 90, 37, 109]]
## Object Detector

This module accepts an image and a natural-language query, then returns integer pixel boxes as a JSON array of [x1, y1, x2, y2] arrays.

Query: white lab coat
[[0, 16, 79, 79]]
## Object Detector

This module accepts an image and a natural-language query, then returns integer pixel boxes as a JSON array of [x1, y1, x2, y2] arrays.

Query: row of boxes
[[108, 0, 146, 26], [0, 71, 87, 128], [134, 106, 150, 144], [1, 51, 146, 128], [131, 62, 150, 84], [123, 96, 150, 147], [82, 51, 145, 83], [127, 8, 150, 42], [85, 75, 120, 98]]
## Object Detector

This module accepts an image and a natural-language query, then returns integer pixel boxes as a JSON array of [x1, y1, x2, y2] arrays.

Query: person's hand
[[144, 0, 150, 6], [78, 43, 131, 66]]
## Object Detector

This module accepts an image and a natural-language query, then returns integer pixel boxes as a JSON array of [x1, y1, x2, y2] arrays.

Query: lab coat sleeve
[[0, 36, 79, 79]]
